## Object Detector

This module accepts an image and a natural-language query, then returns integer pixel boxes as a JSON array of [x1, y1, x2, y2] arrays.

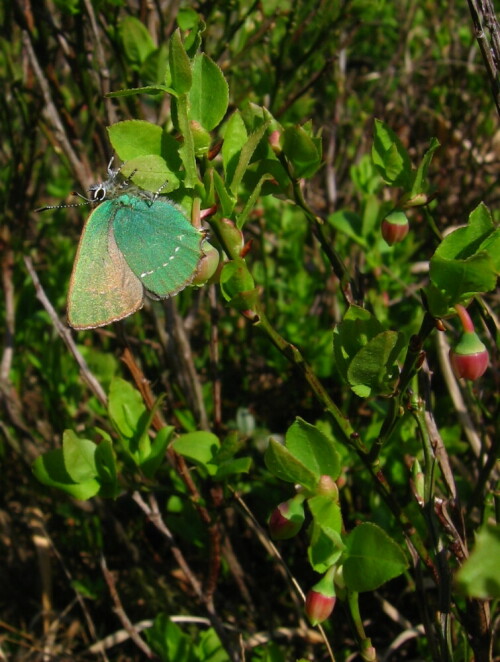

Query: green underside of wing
[[112, 196, 204, 298], [67, 202, 144, 329]]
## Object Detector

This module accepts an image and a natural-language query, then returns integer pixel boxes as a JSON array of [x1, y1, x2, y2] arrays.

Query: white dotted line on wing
[[139, 245, 182, 278]]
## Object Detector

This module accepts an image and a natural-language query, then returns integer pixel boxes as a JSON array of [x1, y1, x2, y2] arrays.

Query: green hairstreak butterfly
[[61, 162, 204, 329]]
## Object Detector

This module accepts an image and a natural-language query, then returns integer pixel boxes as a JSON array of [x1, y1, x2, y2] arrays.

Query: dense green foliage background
[[1, 1, 498, 661]]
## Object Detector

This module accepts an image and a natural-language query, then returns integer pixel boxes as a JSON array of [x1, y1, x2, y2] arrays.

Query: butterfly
[[40, 161, 205, 329]]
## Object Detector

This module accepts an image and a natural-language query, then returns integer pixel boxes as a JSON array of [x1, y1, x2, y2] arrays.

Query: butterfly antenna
[[152, 179, 170, 202], [35, 191, 95, 212], [35, 201, 92, 212]]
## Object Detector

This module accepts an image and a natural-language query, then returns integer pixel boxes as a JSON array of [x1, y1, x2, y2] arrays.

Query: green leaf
[[433, 202, 495, 261], [119, 17, 155, 68], [146, 613, 195, 662], [168, 29, 192, 95], [172, 431, 220, 471], [177, 7, 200, 31], [264, 438, 318, 490], [478, 229, 500, 272], [213, 456, 252, 479], [108, 378, 150, 463], [120, 154, 180, 193], [107, 120, 163, 160], [332, 305, 385, 383], [32, 432, 101, 500], [456, 524, 500, 599], [212, 170, 236, 217], [308, 522, 345, 573], [189, 54, 228, 131], [236, 173, 274, 229], [108, 378, 147, 440], [429, 253, 497, 305], [410, 137, 440, 197], [141, 426, 174, 479], [62, 430, 98, 483], [141, 42, 169, 88], [347, 330, 404, 397], [176, 94, 199, 189], [285, 418, 341, 479], [427, 203, 498, 308], [229, 122, 270, 195], [195, 628, 228, 662], [282, 125, 322, 178], [222, 111, 248, 187], [106, 85, 172, 98], [219, 259, 255, 302], [308, 495, 343, 532], [327, 210, 368, 248], [343, 522, 408, 592], [94, 439, 119, 498], [372, 119, 412, 188]]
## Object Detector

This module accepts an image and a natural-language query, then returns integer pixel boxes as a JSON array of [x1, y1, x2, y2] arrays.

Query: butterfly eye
[[91, 185, 107, 201]]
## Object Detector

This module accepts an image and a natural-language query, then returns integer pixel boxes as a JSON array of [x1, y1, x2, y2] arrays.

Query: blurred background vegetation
[[1, 0, 498, 660]]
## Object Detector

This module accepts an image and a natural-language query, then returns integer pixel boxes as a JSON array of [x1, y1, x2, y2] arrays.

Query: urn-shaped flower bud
[[411, 458, 425, 505], [449, 332, 488, 380], [305, 591, 336, 626], [268, 130, 282, 154], [219, 217, 245, 256], [191, 242, 220, 286], [305, 567, 337, 625], [449, 305, 489, 381], [316, 475, 339, 501], [268, 495, 305, 540], [381, 210, 409, 245]]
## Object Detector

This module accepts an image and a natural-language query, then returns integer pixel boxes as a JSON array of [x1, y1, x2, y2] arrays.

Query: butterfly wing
[[67, 201, 144, 329], [112, 195, 203, 298]]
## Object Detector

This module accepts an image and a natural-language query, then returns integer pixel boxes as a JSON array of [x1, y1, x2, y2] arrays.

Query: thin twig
[[22, 31, 91, 191], [467, 0, 500, 117], [0, 246, 15, 382], [165, 298, 209, 430], [100, 555, 154, 658], [24, 256, 108, 407], [209, 284, 222, 432], [82, 0, 118, 127], [121, 346, 167, 431], [131, 491, 240, 662], [30, 513, 110, 662]]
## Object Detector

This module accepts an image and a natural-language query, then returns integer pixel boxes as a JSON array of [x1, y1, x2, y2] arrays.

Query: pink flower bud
[[449, 335, 489, 380], [268, 130, 282, 154], [268, 498, 305, 540], [381, 210, 409, 245], [191, 242, 220, 286], [305, 590, 336, 626], [316, 475, 339, 500], [449, 306, 488, 380], [305, 566, 337, 625]]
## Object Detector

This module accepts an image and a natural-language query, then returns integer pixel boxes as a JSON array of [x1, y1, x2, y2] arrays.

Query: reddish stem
[[455, 304, 475, 334]]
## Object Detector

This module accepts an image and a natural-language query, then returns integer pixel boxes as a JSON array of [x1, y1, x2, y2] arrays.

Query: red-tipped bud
[[316, 475, 339, 500], [268, 130, 282, 154], [305, 566, 337, 625], [381, 210, 409, 245], [191, 242, 220, 286], [411, 458, 425, 505], [400, 192, 428, 208], [449, 332, 488, 380], [268, 496, 305, 540], [305, 590, 336, 626], [219, 218, 245, 256]]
